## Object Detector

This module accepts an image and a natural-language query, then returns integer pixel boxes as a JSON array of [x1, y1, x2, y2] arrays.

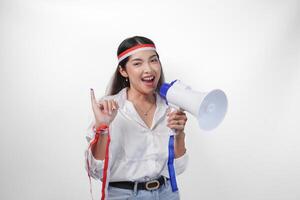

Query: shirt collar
[[118, 87, 168, 130]]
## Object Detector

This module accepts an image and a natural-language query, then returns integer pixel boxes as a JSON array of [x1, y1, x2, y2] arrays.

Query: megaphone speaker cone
[[198, 89, 228, 131]]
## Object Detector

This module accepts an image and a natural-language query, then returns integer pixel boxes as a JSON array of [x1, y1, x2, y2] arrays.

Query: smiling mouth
[[141, 76, 155, 83]]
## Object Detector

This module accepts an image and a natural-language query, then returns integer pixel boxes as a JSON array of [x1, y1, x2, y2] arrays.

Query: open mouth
[[141, 75, 155, 83]]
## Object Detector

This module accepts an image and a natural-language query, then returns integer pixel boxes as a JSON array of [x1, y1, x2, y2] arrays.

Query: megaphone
[[160, 80, 228, 131]]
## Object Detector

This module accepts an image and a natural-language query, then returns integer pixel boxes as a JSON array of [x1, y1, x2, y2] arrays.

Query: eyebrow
[[130, 54, 158, 62]]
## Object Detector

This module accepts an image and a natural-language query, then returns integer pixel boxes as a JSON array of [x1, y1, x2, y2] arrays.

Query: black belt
[[109, 176, 168, 191]]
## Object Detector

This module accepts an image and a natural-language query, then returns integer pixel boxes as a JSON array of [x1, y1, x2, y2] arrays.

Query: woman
[[85, 36, 189, 200]]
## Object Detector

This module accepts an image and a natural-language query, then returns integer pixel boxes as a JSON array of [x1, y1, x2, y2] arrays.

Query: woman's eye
[[151, 59, 158, 63], [133, 63, 141, 66]]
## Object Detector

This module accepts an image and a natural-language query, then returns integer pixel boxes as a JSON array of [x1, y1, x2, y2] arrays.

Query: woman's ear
[[118, 66, 128, 78]]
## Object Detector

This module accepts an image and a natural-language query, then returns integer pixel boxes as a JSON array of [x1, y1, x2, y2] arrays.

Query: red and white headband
[[117, 44, 156, 63]]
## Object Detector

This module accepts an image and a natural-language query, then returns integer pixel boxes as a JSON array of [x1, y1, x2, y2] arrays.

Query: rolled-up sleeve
[[174, 151, 189, 175], [84, 116, 104, 181], [161, 151, 189, 178]]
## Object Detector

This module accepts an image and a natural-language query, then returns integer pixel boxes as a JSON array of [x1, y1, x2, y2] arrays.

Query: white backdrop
[[1, 0, 300, 199]]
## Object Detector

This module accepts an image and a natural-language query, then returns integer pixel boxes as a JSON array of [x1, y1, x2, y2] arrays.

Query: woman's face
[[119, 50, 161, 95]]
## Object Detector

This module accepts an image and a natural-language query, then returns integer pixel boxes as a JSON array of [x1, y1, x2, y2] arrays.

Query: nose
[[143, 61, 153, 72]]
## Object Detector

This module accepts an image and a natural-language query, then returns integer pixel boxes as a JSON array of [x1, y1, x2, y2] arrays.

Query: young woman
[[85, 36, 189, 200]]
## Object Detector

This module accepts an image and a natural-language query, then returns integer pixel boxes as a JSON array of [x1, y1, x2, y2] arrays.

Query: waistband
[[109, 176, 168, 191]]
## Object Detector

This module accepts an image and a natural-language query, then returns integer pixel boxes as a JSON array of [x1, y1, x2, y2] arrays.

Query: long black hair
[[105, 36, 165, 95]]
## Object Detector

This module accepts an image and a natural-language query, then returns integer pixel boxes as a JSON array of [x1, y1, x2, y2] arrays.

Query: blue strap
[[168, 135, 178, 192]]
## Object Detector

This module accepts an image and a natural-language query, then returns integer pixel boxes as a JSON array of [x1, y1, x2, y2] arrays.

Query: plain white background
[[1, 0, 300, 199]]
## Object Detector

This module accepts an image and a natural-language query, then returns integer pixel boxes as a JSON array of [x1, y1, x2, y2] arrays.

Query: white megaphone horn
[[160, 80, 228, 131]]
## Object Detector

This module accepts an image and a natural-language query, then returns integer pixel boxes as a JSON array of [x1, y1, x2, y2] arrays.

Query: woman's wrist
[[175, 131, 185, 138], [93, 123, 109, 135], [95, 121, 109, 128]]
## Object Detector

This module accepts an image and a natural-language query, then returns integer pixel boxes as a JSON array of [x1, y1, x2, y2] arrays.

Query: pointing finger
[[90, 88, 96, 104]]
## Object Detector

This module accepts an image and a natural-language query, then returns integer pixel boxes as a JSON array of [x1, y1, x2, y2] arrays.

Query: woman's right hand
[[90, 88, 119, 128]]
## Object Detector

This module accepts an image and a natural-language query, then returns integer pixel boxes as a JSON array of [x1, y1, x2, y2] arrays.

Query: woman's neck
[[127, 87, 156, 104]]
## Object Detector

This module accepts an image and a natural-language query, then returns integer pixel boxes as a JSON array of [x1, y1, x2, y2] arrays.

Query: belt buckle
[[145, 180, 160, 190]]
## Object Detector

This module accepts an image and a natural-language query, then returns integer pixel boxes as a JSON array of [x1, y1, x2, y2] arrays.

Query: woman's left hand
[[167, 110, 188, 134]]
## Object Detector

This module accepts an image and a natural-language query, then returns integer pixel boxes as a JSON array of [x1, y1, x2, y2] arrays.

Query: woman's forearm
[[91, 134, 108, 160], [174, 132, 186, 158]]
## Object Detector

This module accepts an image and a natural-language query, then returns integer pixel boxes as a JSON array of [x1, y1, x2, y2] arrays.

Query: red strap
[[86, 132, 100, 200], [86, 124, 110, 200], [94, 124, 109, 134], [101, 133, 110, 200]]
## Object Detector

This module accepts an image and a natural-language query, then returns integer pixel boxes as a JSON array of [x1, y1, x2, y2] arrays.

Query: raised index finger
[[90, 88, 97, 104]]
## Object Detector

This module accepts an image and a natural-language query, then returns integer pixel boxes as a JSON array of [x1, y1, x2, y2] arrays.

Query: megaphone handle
[[168, 105, 182, 135]]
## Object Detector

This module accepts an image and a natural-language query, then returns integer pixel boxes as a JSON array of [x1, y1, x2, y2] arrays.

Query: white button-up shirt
[[85, 87, 188, 182]]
